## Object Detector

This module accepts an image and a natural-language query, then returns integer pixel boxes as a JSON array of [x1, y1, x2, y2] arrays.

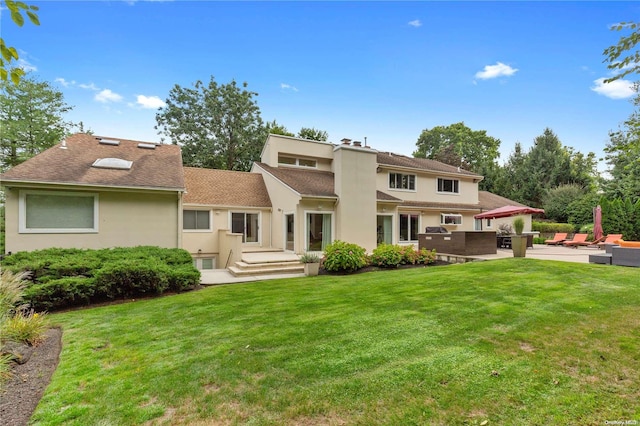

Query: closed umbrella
[[593, 205, 603, 241]]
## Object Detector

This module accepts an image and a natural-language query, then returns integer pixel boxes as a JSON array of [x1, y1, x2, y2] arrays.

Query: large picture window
[[389, 173, 416, 191], [19, 191, 98, 233], [399, 213, 419, 242], [183, 210, 210, 231], [441, 213, 463, 225], [437, 178, 459, 194]]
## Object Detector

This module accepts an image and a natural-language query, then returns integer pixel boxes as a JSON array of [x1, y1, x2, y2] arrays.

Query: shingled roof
[[254, 162, 337, 198], [376, 152, 482, 178], [1, 133, 185, 191], [183, 167, 271, 207], [478, 191, 526, 210]]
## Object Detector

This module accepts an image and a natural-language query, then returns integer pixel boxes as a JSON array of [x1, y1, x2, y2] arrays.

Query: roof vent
[[137, 143, 156, 150], [92, 158, 132, 170], [341, 138, 351, 145], [99, 138, 120, 146]]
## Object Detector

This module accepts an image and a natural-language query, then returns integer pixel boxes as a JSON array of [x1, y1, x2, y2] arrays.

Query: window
[[278, 155, 317, 168], [399, 213, 419, 241], [441, 213, 463, 225], [183, 210, 210, 230], [19, 191, 98, 233], [306, 212, 332, 251], [437, 178, 459, 194], [389, 173, 416, 191]]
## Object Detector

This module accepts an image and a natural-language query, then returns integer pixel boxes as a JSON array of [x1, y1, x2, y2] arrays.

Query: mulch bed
[[1, 327, 62, 426]]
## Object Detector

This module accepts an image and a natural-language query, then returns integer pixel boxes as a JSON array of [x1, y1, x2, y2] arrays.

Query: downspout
[[177, 191, 183, 248]]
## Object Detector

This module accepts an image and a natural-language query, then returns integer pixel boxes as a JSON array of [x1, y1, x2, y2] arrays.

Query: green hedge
[[370, 244, 437, 268], [532, 221, 576, 236], [1, 246, 200, 311]]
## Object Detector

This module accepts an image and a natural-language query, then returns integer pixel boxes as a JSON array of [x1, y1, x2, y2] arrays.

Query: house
[[1, 133, 185, 253], [1, 133, 538, 270]]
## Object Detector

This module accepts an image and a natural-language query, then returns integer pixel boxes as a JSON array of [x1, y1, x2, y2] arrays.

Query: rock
[[1, 341, 34, 365]]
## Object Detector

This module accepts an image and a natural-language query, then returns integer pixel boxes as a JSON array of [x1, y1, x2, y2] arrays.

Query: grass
[[32, 259, 640, 425]]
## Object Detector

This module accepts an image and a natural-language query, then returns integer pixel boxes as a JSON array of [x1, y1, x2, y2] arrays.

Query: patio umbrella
[[474, 205, 545, 220], [593, 205, 603, 241]]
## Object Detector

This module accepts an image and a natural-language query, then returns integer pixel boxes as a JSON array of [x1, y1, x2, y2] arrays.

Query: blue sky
[[4, 1, 639, 167]]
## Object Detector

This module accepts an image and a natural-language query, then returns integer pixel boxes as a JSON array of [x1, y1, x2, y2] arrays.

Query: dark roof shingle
[[255, 162, 337, 198], [1, 133, 185, 191], [376, 152, 482, 178]]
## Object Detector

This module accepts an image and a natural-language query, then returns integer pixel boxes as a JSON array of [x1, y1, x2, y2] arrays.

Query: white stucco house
[[1, 133, 536, 271]]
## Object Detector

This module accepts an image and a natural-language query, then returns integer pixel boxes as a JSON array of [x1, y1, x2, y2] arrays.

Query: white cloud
[[408, 19, 422, 28], [136, 94, 166, 109], [280, 83, 298, 92], [55, 77, 72, 87], [95, 89, 123, 103], [591, 78, 635, 99], [475, 62, 518, 80], [17, 58, 37, 73], [79, 82, 99, 91]]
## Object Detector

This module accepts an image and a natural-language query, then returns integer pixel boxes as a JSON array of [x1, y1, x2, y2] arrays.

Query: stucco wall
[[181, 207, 271, 255], [261, 135, 335, 170], [376, 169, 479, 205], [4, 186, 180, 253]]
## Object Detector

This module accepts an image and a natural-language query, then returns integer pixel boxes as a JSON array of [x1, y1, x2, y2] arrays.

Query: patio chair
[[570, 235, 605, 248], [544, 233, 568, 245], [596, 234, 624, 249], [562, 233, 589, 247]]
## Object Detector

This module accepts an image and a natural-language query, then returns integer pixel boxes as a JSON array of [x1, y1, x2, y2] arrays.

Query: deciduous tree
[[413, 122, 501, 191], [0, 0, 40, 84], [603, 21, 640, 82], [155, 77, 266, 171], [297, 127, 328, 141], [0, 74, 75, 171]]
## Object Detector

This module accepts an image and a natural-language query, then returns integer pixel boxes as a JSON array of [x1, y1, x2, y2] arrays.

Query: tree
[[413, 122, 501, 191], [1, 0, 40, 84], [155, 77, 266, 171], [542, 184, 586, 223], [265, 120, 294, 137], [603, 22, 640, 83], [0, 74, 75, 171], [297, 127, 328, 141]]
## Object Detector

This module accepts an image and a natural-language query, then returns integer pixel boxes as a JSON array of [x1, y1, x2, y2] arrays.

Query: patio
[[472, 244, 598, 264]]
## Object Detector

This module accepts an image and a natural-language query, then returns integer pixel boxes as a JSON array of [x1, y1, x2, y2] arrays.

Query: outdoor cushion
[[616, 240, 640, 248]]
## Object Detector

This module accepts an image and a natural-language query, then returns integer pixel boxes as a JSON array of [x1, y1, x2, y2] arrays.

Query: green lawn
[[33, 259, 639, 425]]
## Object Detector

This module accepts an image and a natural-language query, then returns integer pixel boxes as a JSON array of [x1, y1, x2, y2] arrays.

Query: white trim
[[283, 211, 295, 252], [388, 172, 416, 192], [398, 212, 420, 243], [182, 209, 212, 232], [229, 211, 261, 245], [441, 213, 463, 225], [303, 210, 334, 253], [19, 189, 99, 234], [436, 177, 461, 195]]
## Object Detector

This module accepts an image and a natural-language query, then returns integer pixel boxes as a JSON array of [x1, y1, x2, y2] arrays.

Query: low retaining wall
[[418, 231, 497, 256]]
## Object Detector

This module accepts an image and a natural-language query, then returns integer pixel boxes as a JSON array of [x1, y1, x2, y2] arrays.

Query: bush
[[0, 270, 29, 319], [1, 309, 49, 345], [532, 221, 576, 236], [370, 244, 403, 268], [1, 246, 200, 310], [322, 241, 368, 273], [94, 259, 170, 298], [416, 248, 437, 265], [23, 277, 96, 311]]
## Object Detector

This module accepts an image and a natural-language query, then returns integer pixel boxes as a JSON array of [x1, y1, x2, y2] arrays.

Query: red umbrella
[[474, 205, 545, 220], [593, 205, 603, 241]]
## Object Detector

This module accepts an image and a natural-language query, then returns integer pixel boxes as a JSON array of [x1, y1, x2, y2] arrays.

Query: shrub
[[400, 245, 420, 265], [513, 217, 525, 235], [416, 248, 437, 265], [0, 270, 30, 319], [322, 240, 368, 273], [23, 277, 96, 311], [1, 309, 49, 345], [166, 266, 201, 292], [532, 221, 576, 235], [370, 244, 403, 268], [94, 259, 170, 298]]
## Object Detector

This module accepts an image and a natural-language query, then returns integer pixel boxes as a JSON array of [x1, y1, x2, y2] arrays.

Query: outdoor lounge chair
[[562, 233, 589, 247], [544, 233, 568, 245], [570, 235, 605, 248], [596, 234, 624, 249]]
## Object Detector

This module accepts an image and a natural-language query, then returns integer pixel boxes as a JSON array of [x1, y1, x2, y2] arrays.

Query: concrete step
[[234, 260, 303, 270], [228, 264, 305, 277], [241, 253, 301, 264]]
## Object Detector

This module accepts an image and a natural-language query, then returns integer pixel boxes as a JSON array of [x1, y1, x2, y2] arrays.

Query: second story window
[[437, 177, 459, 194], [278, 155, 317, 168], [389, 173, 416, 191]]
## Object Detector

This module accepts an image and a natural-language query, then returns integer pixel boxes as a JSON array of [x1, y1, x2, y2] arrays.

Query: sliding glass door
[[231, 212, 259, 243], [306, 212, 332, 251]]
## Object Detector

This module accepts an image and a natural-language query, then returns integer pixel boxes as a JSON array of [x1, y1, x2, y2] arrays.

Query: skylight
[[92, 158, 132, 170], [137, 143, 156, 149], [99, 138, 120, 146]]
